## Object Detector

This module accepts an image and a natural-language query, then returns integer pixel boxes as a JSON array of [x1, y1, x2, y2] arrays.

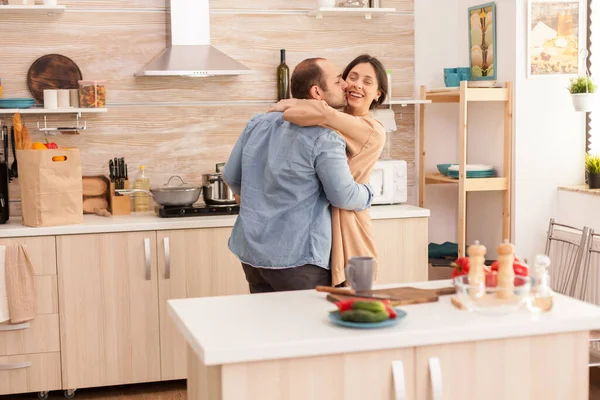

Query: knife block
[[109, 180, 131, 216]]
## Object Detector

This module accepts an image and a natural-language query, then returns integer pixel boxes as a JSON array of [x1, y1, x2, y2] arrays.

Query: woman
[[270, 54, 388, 287]]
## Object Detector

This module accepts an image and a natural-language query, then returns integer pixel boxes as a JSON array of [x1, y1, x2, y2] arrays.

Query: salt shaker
[[467, 240, 486, 298], [528, 254, 553, 313]]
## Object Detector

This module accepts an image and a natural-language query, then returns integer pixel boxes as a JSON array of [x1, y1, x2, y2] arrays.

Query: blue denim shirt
[[223, 112, 373, 270]]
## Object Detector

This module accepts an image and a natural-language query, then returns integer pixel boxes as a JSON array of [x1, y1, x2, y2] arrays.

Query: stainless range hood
[[135, 0, 252, 77]]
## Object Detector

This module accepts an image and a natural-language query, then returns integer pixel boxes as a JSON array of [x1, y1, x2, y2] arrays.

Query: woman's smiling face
[[345, 62, 381, 114]]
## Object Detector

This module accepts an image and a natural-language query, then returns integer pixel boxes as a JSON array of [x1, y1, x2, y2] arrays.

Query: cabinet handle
[[392, 360, 407, 400], [0, 322, 30, 332], [429, 357, 443, 400], [0, 361, 32, 370], [164, 237, 171, 279], [144, 238, 151, 280]]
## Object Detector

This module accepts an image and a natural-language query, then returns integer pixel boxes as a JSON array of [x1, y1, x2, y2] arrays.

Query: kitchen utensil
[[316, 286, 391, 300], [202, 163, 235, 205], [117, 176, 202, 207], [453, 274, 531, 315], [320, 285, 456, 307], [9, 127, 17, 179], [328, 308, 407, 329], [346, 256, 374, 292], [27, 54, 83, 104]]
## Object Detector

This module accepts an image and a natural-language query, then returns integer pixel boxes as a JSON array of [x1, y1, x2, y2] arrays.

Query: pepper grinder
[[497, 240, 515, 299], [467, 240, 486, 298]]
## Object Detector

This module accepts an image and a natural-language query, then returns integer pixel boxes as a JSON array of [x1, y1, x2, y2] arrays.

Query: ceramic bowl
[[436, 164, 455, 175]]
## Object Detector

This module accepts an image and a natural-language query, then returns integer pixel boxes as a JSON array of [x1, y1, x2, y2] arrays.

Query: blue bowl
[[437, 164, 455, 175]]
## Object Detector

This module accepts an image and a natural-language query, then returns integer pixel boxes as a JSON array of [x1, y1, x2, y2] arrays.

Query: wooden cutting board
[[323, 286, 456, 307], [27, 54, 83, 104]]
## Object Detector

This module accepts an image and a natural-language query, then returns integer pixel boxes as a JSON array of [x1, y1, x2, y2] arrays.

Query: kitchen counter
[[170, 280, 600, 399], [0, 204, 429, 238], [168, 279, 600, 366]]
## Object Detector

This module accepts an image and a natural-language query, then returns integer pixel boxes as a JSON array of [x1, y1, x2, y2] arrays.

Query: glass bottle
[[133, 166, 150, 212], [276, 49, 290, 101], [528, 254, 554, 313]]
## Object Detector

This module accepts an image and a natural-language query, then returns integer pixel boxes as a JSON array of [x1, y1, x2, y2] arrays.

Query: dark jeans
[[242, 263, 332, 293]]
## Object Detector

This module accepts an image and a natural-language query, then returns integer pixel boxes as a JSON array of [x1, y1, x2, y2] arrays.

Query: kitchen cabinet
[[373, 217, 428, 284], [57, 232, 161, 390], [414, 331, 588, 399], [157, 228, 248, 380]]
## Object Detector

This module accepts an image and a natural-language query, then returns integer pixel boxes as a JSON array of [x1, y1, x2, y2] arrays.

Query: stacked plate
[[447, 164, 496, 179], [0, 98, 35, 109]]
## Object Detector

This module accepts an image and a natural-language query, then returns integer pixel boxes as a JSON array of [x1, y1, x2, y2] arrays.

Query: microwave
[[369, 159, 407, 205]]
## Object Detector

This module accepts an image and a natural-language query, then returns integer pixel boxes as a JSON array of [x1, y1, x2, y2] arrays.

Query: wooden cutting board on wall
[[321, 286, 456, 307], [27, 54, 83, 104]]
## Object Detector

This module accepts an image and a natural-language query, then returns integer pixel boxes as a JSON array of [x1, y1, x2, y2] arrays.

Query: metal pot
[[117, 176, 202, 207], [202, 167, 236, 206]]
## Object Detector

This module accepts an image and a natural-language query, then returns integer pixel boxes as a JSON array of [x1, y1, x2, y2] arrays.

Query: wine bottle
[[277, 49, 290, 101]]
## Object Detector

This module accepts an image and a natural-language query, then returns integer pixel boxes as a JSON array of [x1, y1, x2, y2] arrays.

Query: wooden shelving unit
[[418, 81, 513, 258]]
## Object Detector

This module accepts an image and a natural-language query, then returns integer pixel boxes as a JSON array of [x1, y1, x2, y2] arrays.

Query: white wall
[[416, 0, 586, 261], [415, 0, 516, 259], [513, 0, 586, 260]]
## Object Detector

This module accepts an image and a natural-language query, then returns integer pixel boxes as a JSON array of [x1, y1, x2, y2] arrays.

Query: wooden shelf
[[425, 173, 508, 192], [308, 7, 396, 19], [426, 87, 509, 103], [0, 5, 65, 14], [382, 99, 432, 106], [0, 108, 107, 115], [419, 81, 513, 258]]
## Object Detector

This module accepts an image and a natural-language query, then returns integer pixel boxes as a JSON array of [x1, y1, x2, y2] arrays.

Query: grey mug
[[346, 256, 374, 292]]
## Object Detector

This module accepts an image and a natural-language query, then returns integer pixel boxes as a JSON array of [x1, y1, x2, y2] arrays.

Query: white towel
[[0, 246, 9, 323]]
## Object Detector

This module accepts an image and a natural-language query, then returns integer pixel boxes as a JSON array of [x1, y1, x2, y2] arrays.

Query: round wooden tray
[[27, 54, 83, 104]]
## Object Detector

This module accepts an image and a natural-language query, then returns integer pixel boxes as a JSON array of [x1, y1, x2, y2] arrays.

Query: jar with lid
[[78, 80, 107, 108], [527, 254, 554, 313]]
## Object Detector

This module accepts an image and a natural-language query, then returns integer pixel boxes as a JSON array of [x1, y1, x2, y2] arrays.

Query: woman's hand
[[268, 99, 298, 113]]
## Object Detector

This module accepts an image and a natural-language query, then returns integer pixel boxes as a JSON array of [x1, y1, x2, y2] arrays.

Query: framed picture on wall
[[468, 2, 497, 82], [527, 0, 585, 77]]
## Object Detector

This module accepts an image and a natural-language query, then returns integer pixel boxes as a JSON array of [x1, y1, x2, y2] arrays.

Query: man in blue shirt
[[223, 58, 373, 293]]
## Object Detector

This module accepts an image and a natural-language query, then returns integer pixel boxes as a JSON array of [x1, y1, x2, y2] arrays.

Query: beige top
[[283, 100, 386, 286]]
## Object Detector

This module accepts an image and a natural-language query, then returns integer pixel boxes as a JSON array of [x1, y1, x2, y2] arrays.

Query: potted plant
[[569, 76, 596, 112], [585, 153, 600, 189]]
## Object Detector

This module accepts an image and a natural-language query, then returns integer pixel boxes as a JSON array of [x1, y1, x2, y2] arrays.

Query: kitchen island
[[168, 280, 600, 400]]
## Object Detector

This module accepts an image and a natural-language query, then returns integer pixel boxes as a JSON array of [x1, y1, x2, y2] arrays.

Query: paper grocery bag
[[17, 149, 83, 227]]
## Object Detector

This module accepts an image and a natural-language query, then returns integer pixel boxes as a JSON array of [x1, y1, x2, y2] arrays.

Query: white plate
[[448, 164, 495, 172]]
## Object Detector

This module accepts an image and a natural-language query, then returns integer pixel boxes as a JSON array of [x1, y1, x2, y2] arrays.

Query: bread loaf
[[82, 177, 109, 197], [83, 197, 108, 214]]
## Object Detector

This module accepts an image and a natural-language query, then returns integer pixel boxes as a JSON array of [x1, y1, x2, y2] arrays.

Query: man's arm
[[222, 124, 249, 196], [314, 131, 373, 211]]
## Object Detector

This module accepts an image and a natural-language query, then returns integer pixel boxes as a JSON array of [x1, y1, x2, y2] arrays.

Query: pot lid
[[151, 176, 201, 192]]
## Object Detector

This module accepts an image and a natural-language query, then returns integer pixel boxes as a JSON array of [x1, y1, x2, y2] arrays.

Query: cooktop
[[156, 204, 239, 218]]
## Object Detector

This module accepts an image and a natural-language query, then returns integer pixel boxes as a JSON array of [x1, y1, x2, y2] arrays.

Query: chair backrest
[[580, 229, 600, 304], [544, 218, 590, 298]]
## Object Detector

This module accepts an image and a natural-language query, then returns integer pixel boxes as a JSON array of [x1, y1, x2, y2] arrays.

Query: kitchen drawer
[[0, 236, 56, 276], [0, 314, 60, 356], [0, 352, 61, 396], [35, 275, 59, 315]]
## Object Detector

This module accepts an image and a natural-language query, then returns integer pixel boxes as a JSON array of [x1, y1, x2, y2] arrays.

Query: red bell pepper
[[451, 257, 470, 278], [385, 304, 397, 319]]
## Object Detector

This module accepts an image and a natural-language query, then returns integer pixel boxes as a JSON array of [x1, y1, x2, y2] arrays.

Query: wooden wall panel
[[61, 0, 412, 12], [0, 13, 414, 104], [2, 0, 415, 216]]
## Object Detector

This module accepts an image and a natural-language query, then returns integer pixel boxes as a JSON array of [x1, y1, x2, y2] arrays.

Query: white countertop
[[167, 280, 600, 366], [0, 204, 429, 238]]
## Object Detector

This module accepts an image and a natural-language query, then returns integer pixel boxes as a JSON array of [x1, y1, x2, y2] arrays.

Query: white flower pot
[[572, 93, 596, 112]]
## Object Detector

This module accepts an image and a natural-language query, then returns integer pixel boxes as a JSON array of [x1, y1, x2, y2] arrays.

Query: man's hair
[[290, 58, 327, 100]]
